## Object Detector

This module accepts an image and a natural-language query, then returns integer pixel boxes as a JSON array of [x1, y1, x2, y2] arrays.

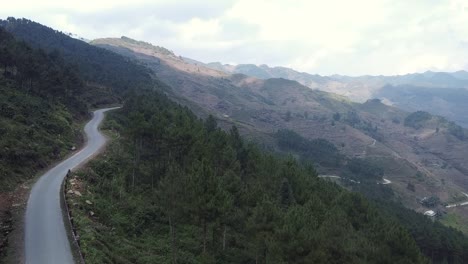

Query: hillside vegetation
[[0, 19, 168, 262], [0, 27, 89, 190], [275, 129, 343, 167], [71, 90, 428, 264], [0, 18, 177, 189], [92, 36, 468, 237], [0, 18, 163, 97]]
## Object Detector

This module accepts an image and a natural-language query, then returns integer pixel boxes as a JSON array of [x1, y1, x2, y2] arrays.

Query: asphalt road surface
[[25, 107, 118, 264]]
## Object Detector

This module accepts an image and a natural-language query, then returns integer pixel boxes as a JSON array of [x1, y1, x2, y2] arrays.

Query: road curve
[[25, 107, 119, 264]]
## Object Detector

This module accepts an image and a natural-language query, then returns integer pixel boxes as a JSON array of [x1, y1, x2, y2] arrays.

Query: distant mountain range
[[204, 62, 468, 91], [199, 62, 468, 127]]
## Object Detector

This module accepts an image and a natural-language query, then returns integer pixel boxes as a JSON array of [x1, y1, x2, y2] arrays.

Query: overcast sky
[[2, 0, 468, 76]]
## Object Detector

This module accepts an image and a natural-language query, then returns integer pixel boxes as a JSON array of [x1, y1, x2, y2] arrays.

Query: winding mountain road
[[25, 107, 119, 264]]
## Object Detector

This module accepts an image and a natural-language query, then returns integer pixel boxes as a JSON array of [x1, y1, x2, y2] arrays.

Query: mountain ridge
[[201, 61, 468, 128], [205, 61, 468, 86]]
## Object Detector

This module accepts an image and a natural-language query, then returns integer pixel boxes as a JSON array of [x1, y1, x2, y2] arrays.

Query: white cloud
[[1, 0, 467, 75], [177, 18, 221, 41]]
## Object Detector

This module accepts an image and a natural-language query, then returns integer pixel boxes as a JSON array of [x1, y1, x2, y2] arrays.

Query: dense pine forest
[[0, 17, 167, 189], [0, 17, 159, 95], [69, 90, 428, 263], [0, 27, 92, 190], [276, 120, 468, 263]]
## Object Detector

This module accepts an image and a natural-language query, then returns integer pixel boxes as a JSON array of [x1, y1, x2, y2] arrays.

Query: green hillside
[[0, 27, 89, 190], [70, 90, 428, 263], [0, 18, 165, 96], [93, 34, 468, 231]]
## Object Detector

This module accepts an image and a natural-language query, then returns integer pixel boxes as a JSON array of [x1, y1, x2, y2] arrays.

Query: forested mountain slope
[[0, 18, 166, 261], [0, 26, 99, 259], [92, 37, 468, 220], [0, 27, 88, 190], [0, 18, 164, 97], [70, 90, 431, 263], [68, 89, 468, 263]]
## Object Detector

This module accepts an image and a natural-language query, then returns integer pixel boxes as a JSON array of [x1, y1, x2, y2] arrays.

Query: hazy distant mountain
[[205, 63, 468, 127], [207, 62, 468, 90], [451, 70, 468, 80], [206, 62, 331, 87], [376, 85, 468, 127]]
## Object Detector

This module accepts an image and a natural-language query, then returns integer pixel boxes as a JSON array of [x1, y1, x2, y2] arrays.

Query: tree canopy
[[72, 91, 430, 263]]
